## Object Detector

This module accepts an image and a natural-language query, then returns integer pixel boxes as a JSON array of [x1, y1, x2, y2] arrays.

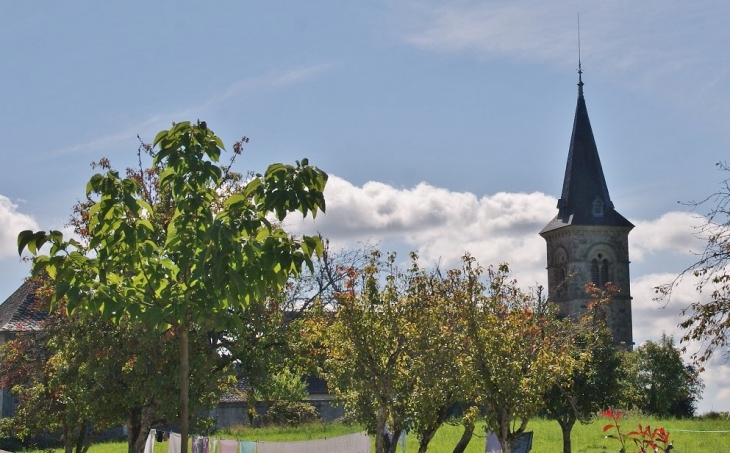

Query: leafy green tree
[[18, 121, 327, 453], [407, 270, 476, 453], [623, 334, 704, 418], [543, 283, 622, 453], [317, 251, 422, 453], [454, 260, 578, 453]]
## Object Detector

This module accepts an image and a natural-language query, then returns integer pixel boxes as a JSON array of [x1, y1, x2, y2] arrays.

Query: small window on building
[[592, 198, 605, 217]]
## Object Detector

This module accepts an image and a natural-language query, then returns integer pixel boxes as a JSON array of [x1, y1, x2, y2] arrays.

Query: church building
[[540, 69, 634, 348]]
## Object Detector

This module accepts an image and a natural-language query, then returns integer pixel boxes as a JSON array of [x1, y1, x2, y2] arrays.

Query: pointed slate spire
[[541, 75, 633, 233]]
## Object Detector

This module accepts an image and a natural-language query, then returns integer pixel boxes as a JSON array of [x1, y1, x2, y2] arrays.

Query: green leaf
[[17, 230, 36, 255]]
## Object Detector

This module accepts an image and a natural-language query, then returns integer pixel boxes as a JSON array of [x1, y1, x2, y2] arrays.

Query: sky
[[1, 1, 729, 414]]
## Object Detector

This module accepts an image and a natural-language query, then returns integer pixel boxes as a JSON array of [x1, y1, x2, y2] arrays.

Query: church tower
[[540, 70, 634, 347]]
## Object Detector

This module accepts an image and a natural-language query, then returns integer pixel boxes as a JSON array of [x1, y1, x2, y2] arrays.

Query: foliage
[[655, 162, 730, 366], [258, 368, 310, 402], [601, 408, 673, 453], [308, 252, 577, 453], [314, 250, 424, 453], [619, 334, 704, 418], [17, 121, 327, 453], [262, 401, 320, 427], [0, 279, 230, 453], [543, 283, 623, 453], [454, 260, 578, 453]]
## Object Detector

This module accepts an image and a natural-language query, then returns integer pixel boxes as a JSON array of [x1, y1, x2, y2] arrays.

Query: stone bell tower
[[539, 69, 634, 347]]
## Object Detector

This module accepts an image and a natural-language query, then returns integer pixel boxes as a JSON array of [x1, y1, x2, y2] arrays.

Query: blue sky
[[1, 1, 729, 413]]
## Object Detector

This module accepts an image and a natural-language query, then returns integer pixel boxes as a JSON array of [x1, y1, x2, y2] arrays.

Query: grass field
[[25, 415, 730, 453]]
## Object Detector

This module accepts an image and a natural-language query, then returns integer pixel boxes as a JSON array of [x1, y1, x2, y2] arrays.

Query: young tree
[[407, 276, 476, 453], [543, 283, 622, 453], [317, 251, 422, 453], [454, 260, 578, 453], [18, 121, 327, 453]]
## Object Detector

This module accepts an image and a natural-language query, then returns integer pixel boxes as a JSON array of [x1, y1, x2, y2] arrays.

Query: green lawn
[[26, 416, 730, 453]]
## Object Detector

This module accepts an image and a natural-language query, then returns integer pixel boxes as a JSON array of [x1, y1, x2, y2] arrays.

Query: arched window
[[556, 255, 567, 294], [553, 250, 568, 296], [591, 253, 611, 287]]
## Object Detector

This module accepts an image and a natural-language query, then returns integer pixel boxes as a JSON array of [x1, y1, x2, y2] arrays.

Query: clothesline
[[144, 429, 370, 453]]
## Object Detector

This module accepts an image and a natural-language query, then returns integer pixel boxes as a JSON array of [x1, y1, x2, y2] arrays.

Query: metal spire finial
[[577, 13, 584, 96]]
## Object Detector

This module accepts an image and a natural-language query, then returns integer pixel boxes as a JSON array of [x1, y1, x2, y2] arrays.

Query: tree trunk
[[418, 428, 437, 453], [498, 412, 512, 453], [128, 409, 142, 453], [375, 404, 388, 453], [452, 421, 474, 453], [180, 324, 190, 453], [128, 407, 157, 453], [418, 405, 449, 453], [386, 429, 402, 453], [558, 417, 576, 453], [75, 421, 90, 453]]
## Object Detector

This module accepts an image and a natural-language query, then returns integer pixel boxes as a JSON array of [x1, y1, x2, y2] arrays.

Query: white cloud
[[630, 211, 706, 261], [291, 176, 721, 286], [289, 175, 555, 284], [0, 196, 39, 258]]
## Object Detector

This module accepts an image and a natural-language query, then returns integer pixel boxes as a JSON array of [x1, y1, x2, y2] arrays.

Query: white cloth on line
[[144, 429, 156, 453], [486, 432, 502, 453], [168, 433, 182, 453], [219, 439, 239, 453], [257, 432, 370, 453]]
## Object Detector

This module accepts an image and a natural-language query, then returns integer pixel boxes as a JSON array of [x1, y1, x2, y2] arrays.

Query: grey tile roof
[[0, 280, 47, 332], [541, 79, 634, 234]]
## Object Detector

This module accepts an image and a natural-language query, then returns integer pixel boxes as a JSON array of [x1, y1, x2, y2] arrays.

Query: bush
[[700, 411, 730, 420], [262, 401, 320, 427]]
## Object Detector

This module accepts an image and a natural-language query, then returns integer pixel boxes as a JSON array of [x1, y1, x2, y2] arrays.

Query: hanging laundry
[[486, 432, 502, 453], [144, 429, 156, 453], [239, 441, 256, 453], [257, 432, 370, 453], [219, 439, 238, 453], [168, 433, 182, 453]]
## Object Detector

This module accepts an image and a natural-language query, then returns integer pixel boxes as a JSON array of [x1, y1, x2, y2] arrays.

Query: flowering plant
[[601, 408, 673, 452]]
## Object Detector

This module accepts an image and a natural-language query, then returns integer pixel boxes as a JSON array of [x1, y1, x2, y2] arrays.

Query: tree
[[0, 278, 231, 453], [454, 260, 578, 453], [543, 283, 622, 453], [315, 251, 422, 453], [656, 161, 730, 366], [621, 334, 704, 418], [407, 268, 477, 453], [18, 121, 327, 453]]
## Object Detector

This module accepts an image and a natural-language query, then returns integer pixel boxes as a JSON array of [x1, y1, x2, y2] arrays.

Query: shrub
[[262, 401, 320, 427], [700, 411, 730, 420]]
